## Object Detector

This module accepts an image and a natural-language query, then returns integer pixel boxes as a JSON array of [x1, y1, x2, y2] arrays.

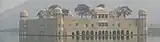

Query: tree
[[75, 4, 90, 18], [37, 8, 50, 19], [116, 6, 132, 18], [37, 10, 44, 19], [48, 4, 61, 10], [48, 4, 62, 17], [62, 8, 69, 13], [62, 8, 71, 16]]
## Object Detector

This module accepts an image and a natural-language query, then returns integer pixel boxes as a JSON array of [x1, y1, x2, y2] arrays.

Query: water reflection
[[113, 36, 116, 40], [121, 36, 124, 40], [117, 36, 120, 40], [76, 36, 80, 40], [71, 36, 136, 40], [90, 36, 94, 40], [126, 36, 130, 40], [105, 36, 108, 40]]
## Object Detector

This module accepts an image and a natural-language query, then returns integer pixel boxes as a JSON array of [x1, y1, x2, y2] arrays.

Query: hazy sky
[[0, 0, 27, 13], [0, 0, 159, 29]]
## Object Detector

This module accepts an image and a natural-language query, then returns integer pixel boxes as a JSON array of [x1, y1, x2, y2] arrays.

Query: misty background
[[0, 0, 159, 29]]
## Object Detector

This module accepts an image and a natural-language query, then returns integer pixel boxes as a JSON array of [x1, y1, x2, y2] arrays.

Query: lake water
[[0, 32, 159, 42]]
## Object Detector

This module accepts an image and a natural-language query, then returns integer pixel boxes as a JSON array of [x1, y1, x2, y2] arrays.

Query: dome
[[94, 7, 105, 10], [138, 9, 147, 15], [93, 7, 108, 14], [51, 7, 62, 14], [48, 4, 61, 9]]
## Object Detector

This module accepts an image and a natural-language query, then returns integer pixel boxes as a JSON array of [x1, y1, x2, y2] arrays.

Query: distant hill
[[0, 28, 18, 32]]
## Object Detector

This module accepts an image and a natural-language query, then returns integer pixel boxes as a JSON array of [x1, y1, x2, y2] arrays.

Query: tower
[[137, 9, 148, 42], [20, 8, 28, 20], [19, 8, 28, 42], [138, 9, 147, 35]]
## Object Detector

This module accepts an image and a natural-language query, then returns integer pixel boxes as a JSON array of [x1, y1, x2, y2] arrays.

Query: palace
[[19, 4, 148, 42]]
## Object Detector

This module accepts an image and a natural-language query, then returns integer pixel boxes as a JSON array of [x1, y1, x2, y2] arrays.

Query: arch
[[95, 31, 97, 35], [131, 32, 133, 39], [105, 31, 108, 35], [98, 31, 101, 35], [76, 31, 80, 35], [90, 31, 94, 35], [110, 31, 112, 35], [72, 32, 75, 39], [117, 30, 120, 35], [126, 30, 129, 35], [82, 31, 85, 35], [72, 32, 75, 35], [131, 32, 133, 35], [121, 30, 124, 35], [113, 30, 116, 35], [59, 32, 61, 35], [86, 30, 89, 35], [102, 30, 105, 35]]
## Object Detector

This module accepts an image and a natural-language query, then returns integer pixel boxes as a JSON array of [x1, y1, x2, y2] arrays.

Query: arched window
[[90, 31, 94, 35], [131, 32, 133, 39], [95, 32, 97, 35], [105, 14, 108, 18], [98, 31, 101, 35], [118, 23, 120, 27], [121, 30, 124, 35], [105, 23, 108, 27], [105, 31, 108, 35], [76, 23, 78, 26], [98, 14, 102, 18], [117, 30, 120, 35], [131, 32, 133, 35], [113, 31, 116, 35], [102, 31, 105, 35], [110, 31, 112, 35], [86, 24, 88, 27], [91, 24, 94, 27], [86, 31, 89, 35], [126, 30, 129, 35], [76, 31, 80, 35], [82, 31, 85, 35], [72, 32, 75, 39], [72, 32, 75, 35]]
